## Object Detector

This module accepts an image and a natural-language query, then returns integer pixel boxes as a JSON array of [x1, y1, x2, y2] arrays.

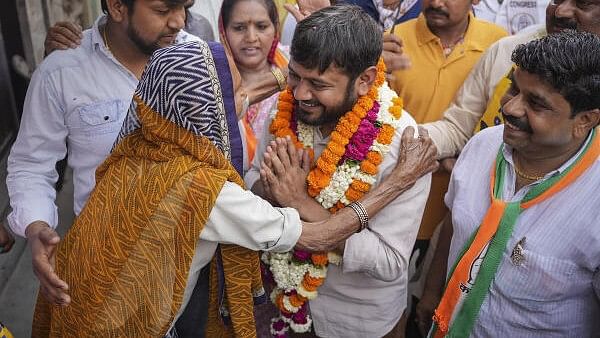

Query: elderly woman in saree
[[32, 39, 437, 337]]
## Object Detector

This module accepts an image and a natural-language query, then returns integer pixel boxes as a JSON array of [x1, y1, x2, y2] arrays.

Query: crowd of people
[[1, 0, 599, 337]]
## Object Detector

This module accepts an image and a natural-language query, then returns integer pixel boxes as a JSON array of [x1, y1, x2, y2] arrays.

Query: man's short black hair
[[511, 30, 600, 116], [290, 4, 383, 80]]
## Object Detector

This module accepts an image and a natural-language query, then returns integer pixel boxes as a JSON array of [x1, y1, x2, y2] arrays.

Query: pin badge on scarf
[[511, 237, 526, 266]]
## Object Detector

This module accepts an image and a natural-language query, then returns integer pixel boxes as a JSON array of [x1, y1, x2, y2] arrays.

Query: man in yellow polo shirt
[[388, 0, 506, 334]]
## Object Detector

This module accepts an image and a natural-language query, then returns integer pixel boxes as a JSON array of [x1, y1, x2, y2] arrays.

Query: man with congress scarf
[[430, 30, 600, 337]]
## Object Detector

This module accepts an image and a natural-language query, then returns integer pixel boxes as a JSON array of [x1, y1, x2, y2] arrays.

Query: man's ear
[[573, 108, 600, 138], [355, 66, 378, 97], [106, 0, 129, 22], [471, 0, 481, 5]]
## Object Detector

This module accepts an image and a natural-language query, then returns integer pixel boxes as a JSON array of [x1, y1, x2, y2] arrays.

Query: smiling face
[[224, 0, 276, 71], [287, 60, 359, 128], [500, 68, 583, 158], [123, 0, 189, 55], [545, 0, 600, 35]]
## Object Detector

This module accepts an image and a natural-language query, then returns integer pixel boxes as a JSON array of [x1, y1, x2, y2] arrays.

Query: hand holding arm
[[44, 21, 83, 56], [25, 221, 70, 305]]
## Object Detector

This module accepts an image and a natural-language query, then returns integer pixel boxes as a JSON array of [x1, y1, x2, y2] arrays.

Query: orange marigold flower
[[377, 125, 395, 144], [336, 123, 354, 139], [330, 131, 348, 145], [346, 113, 362, 126], [269, 118, 288, 132], [389, 106, 402, 119], [275, 292, 291, 314], [320, 149, 338, 164], [302, 278, 320, 292], [366, 151, 383, 165], [345, 187, 364, 201], [304, 274, 325, 288], [289, 293, 306, 308], [308, 170, 332, 189], [311, 253, 329, 266], [308, 185, 320, 197], [328, 143, 346, 157], [316, 157, 338, 175], [351, 180, 371, 193], [361, 160, 378, 175]]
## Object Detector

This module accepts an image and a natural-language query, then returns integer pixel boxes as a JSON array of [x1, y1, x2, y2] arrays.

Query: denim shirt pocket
[[77, 99, 126, 137]]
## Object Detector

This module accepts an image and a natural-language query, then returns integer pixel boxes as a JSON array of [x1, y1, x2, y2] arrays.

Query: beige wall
[[17, 0, 100, 68]]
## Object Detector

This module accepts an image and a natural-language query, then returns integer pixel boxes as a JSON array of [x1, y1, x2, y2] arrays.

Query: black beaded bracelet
[[348, 201, 369, 233]]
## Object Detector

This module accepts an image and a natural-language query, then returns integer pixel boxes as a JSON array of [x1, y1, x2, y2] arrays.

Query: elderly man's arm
[[207, 126, 438, 253], [422, 40, 503, 159]]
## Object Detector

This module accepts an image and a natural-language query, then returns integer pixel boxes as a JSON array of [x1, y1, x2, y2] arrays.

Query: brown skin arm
[[415, 212, 453, 336], [284, 126, 439, 252], [25, 220, 70, 306]]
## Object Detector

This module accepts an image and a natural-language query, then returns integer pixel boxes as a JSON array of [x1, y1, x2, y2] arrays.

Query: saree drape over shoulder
[[33, 40, 263, 338]]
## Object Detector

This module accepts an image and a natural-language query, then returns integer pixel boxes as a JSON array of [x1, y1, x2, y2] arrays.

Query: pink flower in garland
[[343, 102, 381, 162], [272, 319, 286, 332], [293, 249, 311, 262], [365, 102, 379, 121]]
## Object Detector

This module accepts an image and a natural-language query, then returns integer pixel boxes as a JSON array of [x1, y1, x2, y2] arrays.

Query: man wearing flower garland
[[429, 30, 600, 337], [245, 5, 432, 337]]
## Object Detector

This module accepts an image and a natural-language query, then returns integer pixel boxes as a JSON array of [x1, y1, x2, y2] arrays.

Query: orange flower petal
[[366, 151, 383, 165]]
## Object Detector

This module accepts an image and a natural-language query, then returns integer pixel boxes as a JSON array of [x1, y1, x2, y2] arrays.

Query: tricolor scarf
[[432, 129, 599, 337], [32, 41, 263, 337]]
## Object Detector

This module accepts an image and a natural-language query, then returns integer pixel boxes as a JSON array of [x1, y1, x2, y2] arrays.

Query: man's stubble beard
[[296, 81, 358, 127]]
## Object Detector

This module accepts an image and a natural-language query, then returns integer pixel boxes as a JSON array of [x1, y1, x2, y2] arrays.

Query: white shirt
[[473, 0, 548, 34], [446, 126, 600, 337], [6, 16, 196, 237], [245, 108, 432, 337]]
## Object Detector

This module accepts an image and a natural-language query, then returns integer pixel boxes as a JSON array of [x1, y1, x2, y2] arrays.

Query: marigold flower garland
[[265, 59, 404, 337]]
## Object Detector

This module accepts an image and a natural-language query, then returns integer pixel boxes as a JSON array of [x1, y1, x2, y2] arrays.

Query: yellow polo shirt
[[390, 14, 507, 239]]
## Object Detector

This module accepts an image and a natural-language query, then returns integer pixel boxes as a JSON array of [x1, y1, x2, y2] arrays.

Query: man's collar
[[91, 15, 107, 50], [415, 12, 486, 52]]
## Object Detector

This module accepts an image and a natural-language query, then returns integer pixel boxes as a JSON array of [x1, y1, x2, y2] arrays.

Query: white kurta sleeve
[[200, 181, 302, 252]]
